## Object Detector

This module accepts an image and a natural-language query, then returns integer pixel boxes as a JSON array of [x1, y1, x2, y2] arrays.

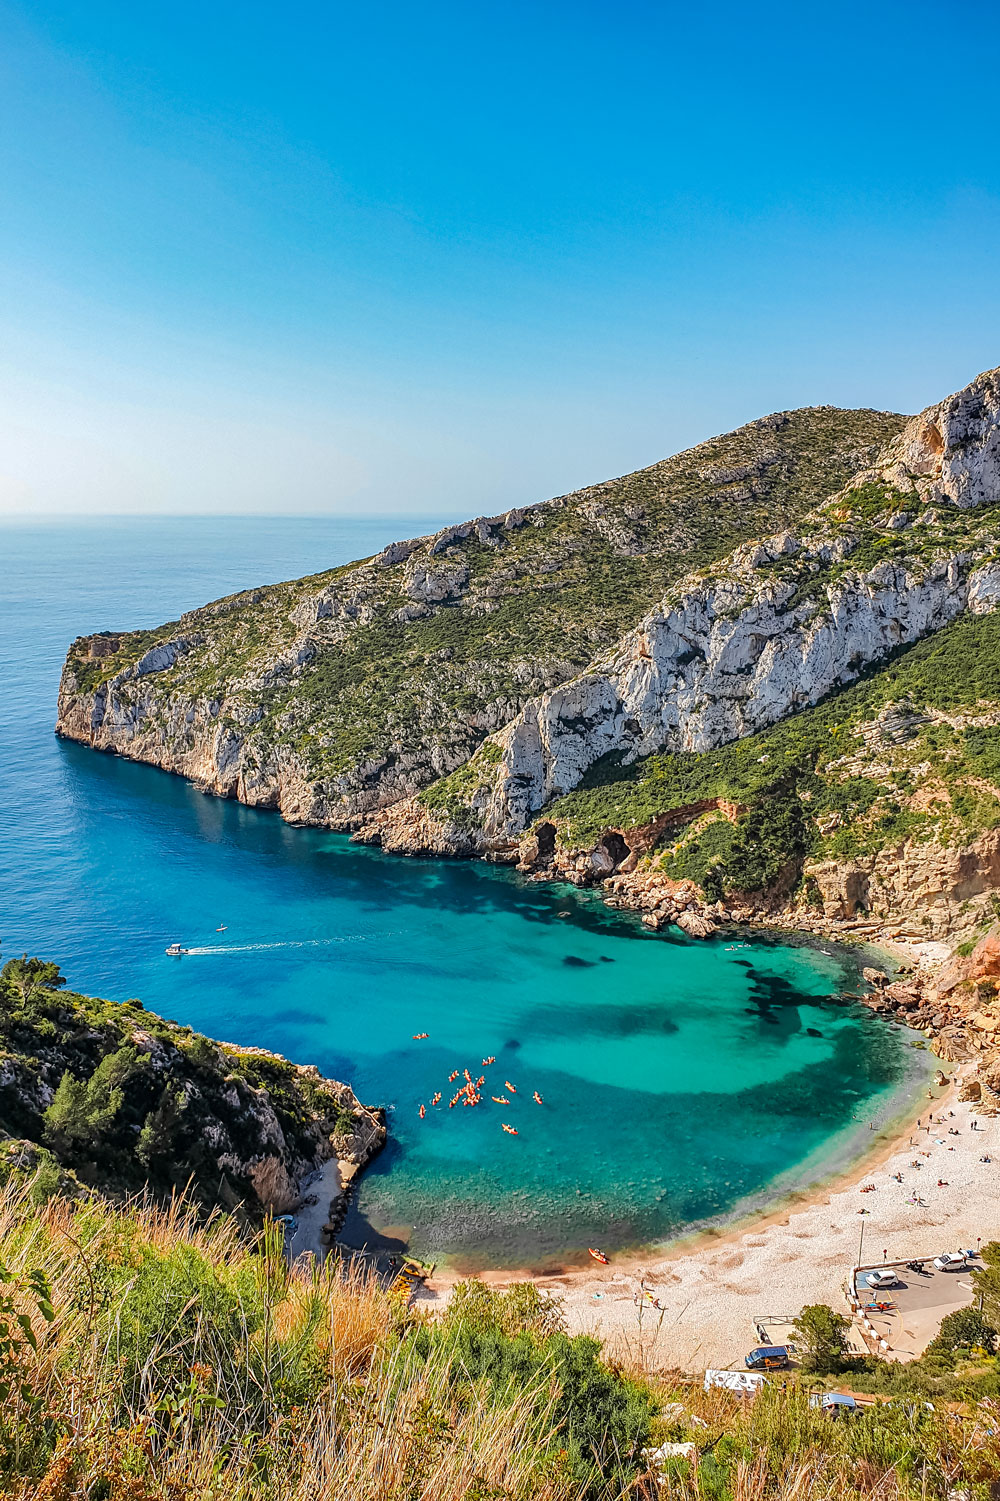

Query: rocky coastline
[[476, 782, 1000, 1111], [48, 364, 1000, 1123], [0, 958, 387, 1223]]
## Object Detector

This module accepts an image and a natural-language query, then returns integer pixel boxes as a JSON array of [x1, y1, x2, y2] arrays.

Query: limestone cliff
[[53, 366, 1000, 945], [399, 368, 1000, 850], [55, 407, 901, 825]]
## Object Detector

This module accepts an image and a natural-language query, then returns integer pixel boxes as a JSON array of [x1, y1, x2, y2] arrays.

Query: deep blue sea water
[[0, 517, 931, 1268]]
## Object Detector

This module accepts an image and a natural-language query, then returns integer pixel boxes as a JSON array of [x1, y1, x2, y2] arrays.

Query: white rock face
[[879, 366, 1000, 510], [405, 557, 470, 604], [467, 368, 1000, 842]]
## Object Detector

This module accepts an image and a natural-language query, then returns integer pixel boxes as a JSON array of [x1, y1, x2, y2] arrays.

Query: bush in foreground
[[0, 1179, 654, 1499], [2, 1176, 1000, 1498]]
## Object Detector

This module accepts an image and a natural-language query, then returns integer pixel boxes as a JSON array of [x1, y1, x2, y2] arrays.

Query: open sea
[[0, 516, 933, 1268]]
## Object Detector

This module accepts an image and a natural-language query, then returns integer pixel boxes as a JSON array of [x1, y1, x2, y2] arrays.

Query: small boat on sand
[[165, 942, 188, 956], [588, 1247, 610, 1265]]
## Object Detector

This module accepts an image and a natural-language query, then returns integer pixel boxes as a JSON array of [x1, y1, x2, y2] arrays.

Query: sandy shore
[[418, 1078, 1000, 1369], [289, 1156, 343, 1260]]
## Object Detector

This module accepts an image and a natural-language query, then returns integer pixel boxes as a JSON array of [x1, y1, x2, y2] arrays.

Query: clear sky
[[1, 0, 998, 519]]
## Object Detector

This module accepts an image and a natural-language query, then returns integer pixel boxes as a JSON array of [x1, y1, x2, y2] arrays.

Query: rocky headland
[[56, 404, 902, 826], [0, 954, 385, 1220], [53, 365, 1000, 1095]]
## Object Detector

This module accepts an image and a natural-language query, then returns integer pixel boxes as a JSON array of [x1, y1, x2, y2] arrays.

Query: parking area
[[853, 1258, 979, 1359]]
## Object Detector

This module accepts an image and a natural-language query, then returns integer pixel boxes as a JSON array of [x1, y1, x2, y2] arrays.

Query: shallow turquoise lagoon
[[1, 518, 931, 1268]]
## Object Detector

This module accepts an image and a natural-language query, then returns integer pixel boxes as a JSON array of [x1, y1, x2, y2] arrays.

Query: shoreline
[[412, 925, 941, 1281], [427, 1050, 948, 1293], [353, 920, 955, 1297], [419, 1069, 1000, 1372]]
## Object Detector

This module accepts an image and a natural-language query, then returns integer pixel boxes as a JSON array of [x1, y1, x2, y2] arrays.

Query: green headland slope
[[56, 406, 903, 825], [0, 953, 383, 1217]]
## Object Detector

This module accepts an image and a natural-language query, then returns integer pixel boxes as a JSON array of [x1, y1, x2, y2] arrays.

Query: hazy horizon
[[1, 0, 997, 518]]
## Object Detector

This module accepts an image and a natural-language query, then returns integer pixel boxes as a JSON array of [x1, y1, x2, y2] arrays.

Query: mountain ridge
[[374, 366, 1000, 856], [55, 403, 904, 830]]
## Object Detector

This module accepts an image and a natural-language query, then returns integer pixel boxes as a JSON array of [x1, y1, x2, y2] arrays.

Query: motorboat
[[165, 941, 188, 956]]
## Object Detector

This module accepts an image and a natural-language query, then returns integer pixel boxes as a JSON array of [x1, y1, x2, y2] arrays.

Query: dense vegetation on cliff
[[0, 955, 376, 1216], [56, 406, 903, 823], [540, 610, 1000, 900]]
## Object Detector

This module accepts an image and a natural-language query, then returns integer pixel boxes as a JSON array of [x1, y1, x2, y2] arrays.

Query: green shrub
[[791, 1303, 852, 1373], [410, 1278, 656, 1498]]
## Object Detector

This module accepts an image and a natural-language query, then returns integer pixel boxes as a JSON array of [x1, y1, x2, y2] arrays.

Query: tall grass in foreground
[[3, 1178, 1000, 1498], [631, 1377, 1000, 1500], [0, 1180, 641, 1499]]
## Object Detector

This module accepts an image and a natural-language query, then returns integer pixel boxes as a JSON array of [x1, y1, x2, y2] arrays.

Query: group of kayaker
[[412, 1046, 544, 1134], [410, 1035, 614, 1259]]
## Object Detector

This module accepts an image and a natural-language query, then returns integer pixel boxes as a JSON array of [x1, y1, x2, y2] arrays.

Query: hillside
[[0, 954, 384, 1217], [527, 607, 1000, 937], [54, 365, 1000, 944], [55, 406, 902, 824], [376, 367, 1000, 855], [1, 1176, 1000, 1499]]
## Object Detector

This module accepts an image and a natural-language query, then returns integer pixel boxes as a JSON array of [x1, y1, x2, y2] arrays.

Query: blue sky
[[1, 0, 998, 517]]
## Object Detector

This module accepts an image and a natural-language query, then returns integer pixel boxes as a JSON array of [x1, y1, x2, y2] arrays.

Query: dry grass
[[0, 1180, 592, 1500], [2, 1178, 999, 1498]]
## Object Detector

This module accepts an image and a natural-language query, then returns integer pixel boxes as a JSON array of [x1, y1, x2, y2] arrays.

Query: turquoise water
[[0, 518, 929, 1267]]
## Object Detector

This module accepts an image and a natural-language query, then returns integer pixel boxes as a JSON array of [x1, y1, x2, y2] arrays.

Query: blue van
[[745, 1345, 789, 1370]]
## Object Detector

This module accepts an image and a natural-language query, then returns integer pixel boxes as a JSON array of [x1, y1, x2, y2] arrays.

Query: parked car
[[933, 1252, 968, 1271], [744, 1345, 789, 1370], [865, 1269, 899, 1289], [809, 1392, 857, 1417]]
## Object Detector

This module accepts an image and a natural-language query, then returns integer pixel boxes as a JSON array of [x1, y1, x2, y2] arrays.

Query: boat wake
[[178, 934, 389, 956]]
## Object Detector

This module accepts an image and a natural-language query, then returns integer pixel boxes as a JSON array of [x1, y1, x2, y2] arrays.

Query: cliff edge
[[0, 953, 385, 1217], [55, 406, 902, 828]]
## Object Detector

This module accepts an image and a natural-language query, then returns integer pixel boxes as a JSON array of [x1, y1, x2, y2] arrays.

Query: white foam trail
[[177, 934, 392, 956]]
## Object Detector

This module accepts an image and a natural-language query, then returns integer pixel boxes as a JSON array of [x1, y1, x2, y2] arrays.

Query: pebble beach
[[422, 1080, 1000, 1371]]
